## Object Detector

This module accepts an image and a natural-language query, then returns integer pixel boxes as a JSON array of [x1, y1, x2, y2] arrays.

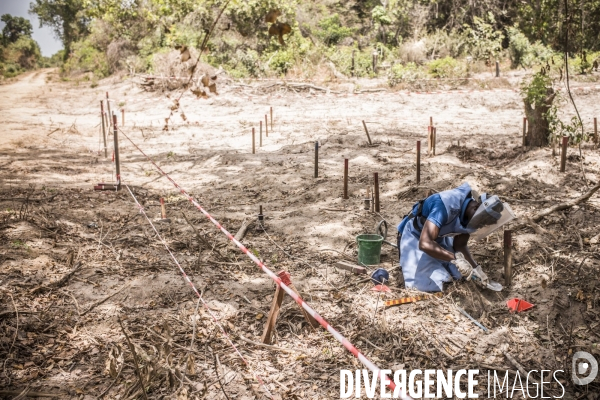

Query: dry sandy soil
[[1, 68, 600, 399]]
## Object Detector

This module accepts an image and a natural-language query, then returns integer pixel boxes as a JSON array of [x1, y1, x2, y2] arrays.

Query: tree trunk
[[523, 88, 556, 147]]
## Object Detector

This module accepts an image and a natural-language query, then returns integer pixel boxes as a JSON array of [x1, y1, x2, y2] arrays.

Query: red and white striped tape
[[124, 184, 275, 399], [118, 128, 412, 400]]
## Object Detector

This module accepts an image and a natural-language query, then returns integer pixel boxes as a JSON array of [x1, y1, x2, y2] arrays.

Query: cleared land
[[1, 69, 600, 398]]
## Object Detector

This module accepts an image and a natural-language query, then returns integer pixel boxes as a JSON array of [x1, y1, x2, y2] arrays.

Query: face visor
[[467, 194, 515, 240]]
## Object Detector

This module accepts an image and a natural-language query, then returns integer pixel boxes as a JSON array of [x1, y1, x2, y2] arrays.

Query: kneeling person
[[396, 182, 514, 292]]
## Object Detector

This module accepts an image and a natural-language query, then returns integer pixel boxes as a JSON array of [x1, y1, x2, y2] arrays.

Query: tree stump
[[523, 87, 556, 147]]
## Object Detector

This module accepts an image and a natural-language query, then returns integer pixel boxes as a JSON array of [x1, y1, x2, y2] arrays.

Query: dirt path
[[1, 71, 600, 398]]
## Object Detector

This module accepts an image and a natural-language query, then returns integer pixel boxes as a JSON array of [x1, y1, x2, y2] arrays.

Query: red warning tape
[[124, 184, 275, 399], [118, 128, 412, 400]]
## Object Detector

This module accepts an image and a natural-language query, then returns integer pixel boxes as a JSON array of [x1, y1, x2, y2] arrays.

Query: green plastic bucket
[[356, 234, 384, 266]]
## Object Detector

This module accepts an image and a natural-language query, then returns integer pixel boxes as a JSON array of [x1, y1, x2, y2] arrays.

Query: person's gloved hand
[[470, 265, 490, 287], [451, 252, 473, 277]]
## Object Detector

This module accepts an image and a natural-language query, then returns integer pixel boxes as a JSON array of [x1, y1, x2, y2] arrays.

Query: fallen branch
[[30, 261, 82, 294], [234, 218, 255, 242], [514, 181, 600, 230], [119, 317, 149, 400]]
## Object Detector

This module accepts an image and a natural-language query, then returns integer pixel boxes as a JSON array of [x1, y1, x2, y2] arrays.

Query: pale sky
[[0, 0, 63, 57]]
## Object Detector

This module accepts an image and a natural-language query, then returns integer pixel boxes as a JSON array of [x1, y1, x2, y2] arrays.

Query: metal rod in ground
[[270, 106, 273, 131], [121, 109, 125, 126], [504, 229, 512, 286], [112, 114, 121, 190], [100, 100, 107, 158], [160, 197, 167, 219], [433, 127, 436, 156], [594, 117, 598, 144], [265, 115, 268, 137], [252, 128, 255, 154], [522, 117, 527, 148], [416, 141, 421, 184], [343, 159, 348, 199], [560, 136, 568, 172], [495, 61, 500, 77], [362, 120, 372, 145], [314, 141, 318, 178], [106, 92, 112, 128], [373, 172, 380, 212]]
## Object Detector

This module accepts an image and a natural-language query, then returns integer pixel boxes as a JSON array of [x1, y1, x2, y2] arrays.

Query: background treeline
[[0, 14, 62, 79], [19, 0, 600, 82]]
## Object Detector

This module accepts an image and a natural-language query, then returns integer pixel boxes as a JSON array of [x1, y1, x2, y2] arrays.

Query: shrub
[[1, 36, 41, 70], [507, 27, 531, 68], [428, 56, 467, 78], [268, 48, 294, 75], [316, 14, 353, 46], [462, 14, 502, 62], [328, 46, 374, 77], [507, 26, 554, 68], [398, 39, 427, 64], [388, 62, 427, 86], [63, 40, 109, 77]]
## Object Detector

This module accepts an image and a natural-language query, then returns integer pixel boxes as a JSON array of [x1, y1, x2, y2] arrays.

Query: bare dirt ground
[[1, 68, 600, 399]]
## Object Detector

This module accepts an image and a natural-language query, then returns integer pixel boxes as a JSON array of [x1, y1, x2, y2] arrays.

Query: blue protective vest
[[398, 182, 476, 238], [397, 183, 477, 292]]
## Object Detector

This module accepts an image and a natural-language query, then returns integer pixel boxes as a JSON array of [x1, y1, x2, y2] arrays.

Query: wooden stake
[[432, 127, 436, 156], [560, 136, 568, 172], [121, 109, 125, 126], [372, 52, 377, 73], [362, 120, 373, 145], [594, 117, 598, 144], [285, 279, 319, 328], [265, 114, 268, 137], [343, 159, 349, 199], [428, 126, 432, 155], [112, 114, 121, 190], [522, 117, 527, 148], [314, 141, 319, 178], [100, 101, 107, 158], [106, 92, 112, 128], [261, 271, 318, 344], [495, 60, 500, 77], [270, 106, 273, 131], [416, 141, 421, 184], [373, 172, 380, 212], [160, 198, 167, 219], [261, 282, 284, 344], [252, 128, 255, 154], [504, 230, 512, 286]]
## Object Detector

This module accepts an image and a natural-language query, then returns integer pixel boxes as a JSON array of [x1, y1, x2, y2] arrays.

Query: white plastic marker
[[119, 128, 412, 400], [124, 184, 275, 399]]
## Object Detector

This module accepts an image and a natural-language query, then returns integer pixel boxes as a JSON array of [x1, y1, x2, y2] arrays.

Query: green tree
[[1, 14, 33, 44], [29, 0, 88, 59]]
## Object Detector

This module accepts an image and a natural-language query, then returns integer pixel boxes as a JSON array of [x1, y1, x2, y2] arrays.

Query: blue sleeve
[[422, 195, 448, 228]]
